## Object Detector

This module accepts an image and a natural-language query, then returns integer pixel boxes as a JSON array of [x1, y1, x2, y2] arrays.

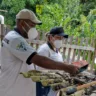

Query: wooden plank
[[90, 52, 94, 72], [89, 38, 94, 72], [77, 49, 81, 61], [87, 51, 91, 64], [82, 50, 86, 60], [67, 48, 71, 62], [0, 24, 4, 41], [71, 37, 79, 62], [76, 37, 83, 61], [90, 38, 96, 72], [62, 47, 67, 61], [31, 40, 45, 45], [62, 44, 94, 51], [36, 44, 39, 50], [82, 38, 88, 60], [72, 49, 76, 62], [62, 38, 68, 61], [41, 32, 46, 41], [67, 36, 73, 63]]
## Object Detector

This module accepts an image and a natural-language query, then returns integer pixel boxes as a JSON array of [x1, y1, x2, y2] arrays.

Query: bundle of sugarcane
[[31, 76, 70, 90], [41, 78, 64, 86], [20, 70, 96, 96], [20, 70, 63, 80]]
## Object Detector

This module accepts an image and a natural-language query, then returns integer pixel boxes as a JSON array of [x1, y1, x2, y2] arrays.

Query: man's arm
[[31, 54, 79, 75]]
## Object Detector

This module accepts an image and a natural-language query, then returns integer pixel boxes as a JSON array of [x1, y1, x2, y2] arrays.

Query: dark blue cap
[[49, 27, 68, 38]]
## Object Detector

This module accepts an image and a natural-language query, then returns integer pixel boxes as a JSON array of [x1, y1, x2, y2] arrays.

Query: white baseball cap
[[16, 9, 42, 25]]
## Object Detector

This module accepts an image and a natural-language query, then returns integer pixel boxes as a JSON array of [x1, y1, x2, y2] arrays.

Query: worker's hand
[[64, 64, 79, 76]]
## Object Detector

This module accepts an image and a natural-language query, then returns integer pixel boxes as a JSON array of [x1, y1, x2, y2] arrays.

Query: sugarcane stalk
[[77, 81, 96, 90], [50, 81, 67, 86], [60, 89, 85, 96], [45, 74, 61, 79], [20, 70, 42, 77], [20, 72, 31, 78], [41, 79, 63, 86], [60, 81, 96, 95], [50, 81, 69, 91], [31, 76, 48, 82]]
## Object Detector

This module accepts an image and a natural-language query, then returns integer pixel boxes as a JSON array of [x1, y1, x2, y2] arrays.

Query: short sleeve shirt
[[29, 43, 63, 70], [0, 30, 36, 96]]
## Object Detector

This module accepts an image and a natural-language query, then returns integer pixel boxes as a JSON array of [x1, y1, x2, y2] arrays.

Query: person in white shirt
[[0, 9, 79, 96], [37, 27, 68, 70], [33, 27, 68, 96]]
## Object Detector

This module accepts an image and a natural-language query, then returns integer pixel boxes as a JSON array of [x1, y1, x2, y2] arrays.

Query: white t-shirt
[[33, 43, 63, 70], [29, 43, 63, 96], [0, 30, 36, 96]]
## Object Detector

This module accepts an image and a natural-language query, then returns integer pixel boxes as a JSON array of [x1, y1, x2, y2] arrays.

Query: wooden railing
[[0, 24, 11, 41], [31, 36, 96, 72]]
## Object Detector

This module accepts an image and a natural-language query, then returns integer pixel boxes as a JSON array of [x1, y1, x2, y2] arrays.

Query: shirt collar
[[14, 27, 22, 36], [47, 42, 58, 53]]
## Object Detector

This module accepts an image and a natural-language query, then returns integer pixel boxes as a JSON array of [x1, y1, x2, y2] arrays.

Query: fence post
[[0, 15, 4, 41], [0, 24, 4, 41]]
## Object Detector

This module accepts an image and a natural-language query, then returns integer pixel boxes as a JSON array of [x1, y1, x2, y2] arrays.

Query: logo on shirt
[[16, 42, 27, 51], [4, 38, 9, 44]]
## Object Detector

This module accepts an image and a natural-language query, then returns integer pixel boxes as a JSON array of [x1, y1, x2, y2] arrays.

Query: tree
[[0, 0, 96, 37]]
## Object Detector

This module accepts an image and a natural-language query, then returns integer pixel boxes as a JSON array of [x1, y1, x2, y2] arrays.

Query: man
[[0, 9, 79, 96]]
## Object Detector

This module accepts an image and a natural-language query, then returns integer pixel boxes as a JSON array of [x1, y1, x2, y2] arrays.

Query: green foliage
[[80, 0, 96, 16], [0, 0, 96, 38], [37, 0, 96, 38], [0, 0, 26, 27]]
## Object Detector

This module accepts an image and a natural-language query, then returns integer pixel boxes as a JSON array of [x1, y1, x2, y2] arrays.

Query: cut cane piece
[[20, 72, 31, 78], [41, 79, 63, 86], [31, 76, 48, 82], [50, 81, 69, 91]]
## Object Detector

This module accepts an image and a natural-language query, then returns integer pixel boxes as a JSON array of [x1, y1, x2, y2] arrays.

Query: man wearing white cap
[[0, 9, 79, 96]]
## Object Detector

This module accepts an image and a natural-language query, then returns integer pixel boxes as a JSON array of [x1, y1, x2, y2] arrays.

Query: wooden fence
[[0, 24, 10, 41], [31, 34, 96, 72], [0, 26, 96, 72]]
